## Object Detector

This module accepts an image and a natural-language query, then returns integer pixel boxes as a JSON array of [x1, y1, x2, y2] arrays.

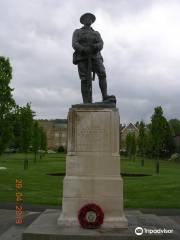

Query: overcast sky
[[0, 0, 180, 123]]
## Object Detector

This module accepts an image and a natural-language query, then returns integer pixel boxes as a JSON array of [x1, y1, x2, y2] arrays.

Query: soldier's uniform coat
[[72, 27, 106, 80]]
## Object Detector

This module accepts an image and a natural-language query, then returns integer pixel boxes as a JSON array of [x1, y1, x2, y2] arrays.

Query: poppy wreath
[[78, 203, 104, 229]]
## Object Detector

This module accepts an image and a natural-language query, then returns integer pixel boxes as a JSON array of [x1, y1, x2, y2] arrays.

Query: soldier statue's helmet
[[80, 13, 96, 24]]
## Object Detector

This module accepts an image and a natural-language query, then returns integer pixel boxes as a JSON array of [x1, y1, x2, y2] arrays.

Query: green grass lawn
[[0, 153, 65, 205], [121, 157, 180, 208], [0, 153, 179, 208]]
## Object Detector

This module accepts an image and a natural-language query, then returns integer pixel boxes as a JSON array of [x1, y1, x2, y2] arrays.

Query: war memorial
[[21, 13, 179, 240]]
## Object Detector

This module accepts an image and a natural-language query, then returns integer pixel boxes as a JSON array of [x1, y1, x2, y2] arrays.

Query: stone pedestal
[[57, 105, 127, 228]]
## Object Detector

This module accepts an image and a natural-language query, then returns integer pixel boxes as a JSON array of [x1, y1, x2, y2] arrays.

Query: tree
[[126, 132, 137, 160], [32, 120, 41, 163], [137, 121, 146, 166], [0, 57, 16, 154], [165, 122, 175, 155], [169, 119, 180, 135], [20, 103, 34, 169], [10, 105, 22, 150], [131, 132, 137, 161], [150, 106, 170, 174], [144, 130, 153, 158], [58, 145, 66, 153], [169, 119, 180, 153], [126, 133, 131, 159], [39, 127, 47, 158]]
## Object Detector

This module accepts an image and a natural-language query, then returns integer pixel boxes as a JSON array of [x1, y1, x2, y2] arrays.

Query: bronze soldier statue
[[72, 13, 116, 104]]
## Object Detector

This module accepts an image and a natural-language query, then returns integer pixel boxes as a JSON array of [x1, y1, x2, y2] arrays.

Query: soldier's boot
[[99, 77, 109, 101]]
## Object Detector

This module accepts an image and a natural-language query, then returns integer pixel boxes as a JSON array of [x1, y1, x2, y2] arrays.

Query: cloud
[[0, 0, 180, 123]]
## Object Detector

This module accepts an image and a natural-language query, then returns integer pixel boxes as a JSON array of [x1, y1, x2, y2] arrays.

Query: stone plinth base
[[57, 106, 127, 228], [57, 176, 127, 228], [23, 209, 177, 240], [23, 210, 129, 240]]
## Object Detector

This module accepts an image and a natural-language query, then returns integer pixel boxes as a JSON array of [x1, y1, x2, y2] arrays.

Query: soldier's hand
[[82, 46, 91, 54]]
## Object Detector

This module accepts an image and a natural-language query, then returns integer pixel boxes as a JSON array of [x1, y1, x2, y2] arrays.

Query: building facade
[[174, 135, 180, 152], [38, 119, 67, 150], [38, 119, 140, 151]]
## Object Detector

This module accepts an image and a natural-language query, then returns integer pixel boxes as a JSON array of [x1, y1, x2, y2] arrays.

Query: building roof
[[121, 122, 139, 133], [38, 119, 67, 129], [54, 123, 67, 128]]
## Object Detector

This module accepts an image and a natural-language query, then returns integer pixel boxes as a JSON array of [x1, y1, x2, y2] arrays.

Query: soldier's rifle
[[86, 45, 95, 103]]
